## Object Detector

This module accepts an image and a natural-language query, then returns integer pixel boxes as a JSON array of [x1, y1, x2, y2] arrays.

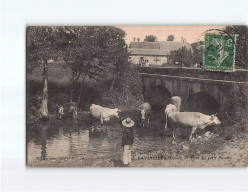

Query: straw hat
[[122, 118, 135, 128]]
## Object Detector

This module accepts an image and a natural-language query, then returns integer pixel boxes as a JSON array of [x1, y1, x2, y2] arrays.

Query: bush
[[228, 83, 248, 124], [27, 65, 144, 122]]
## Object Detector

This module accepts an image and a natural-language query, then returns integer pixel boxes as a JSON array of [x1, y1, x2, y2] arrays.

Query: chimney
[[137, 38, 140, 42], [133, 37, 136, 42]]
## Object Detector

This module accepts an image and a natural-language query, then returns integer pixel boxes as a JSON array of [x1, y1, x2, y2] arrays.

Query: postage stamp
[[26, 26, 248, 168], [204, 33, 236, 72]]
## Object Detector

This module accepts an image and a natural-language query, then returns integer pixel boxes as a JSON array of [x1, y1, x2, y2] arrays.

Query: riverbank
[[131, 131, 248, 167], [27, 63, 144, 124]]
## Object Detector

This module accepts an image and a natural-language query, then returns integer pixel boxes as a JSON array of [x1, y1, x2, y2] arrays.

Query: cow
[[167, 112, 221, 143], [89, 104, 121, 127], [57, 102, 78, 120], [164, 96, 181, 130], [138, 102, 151, 127], [164, 104, 179, 130], [171, 96, 181, 112]]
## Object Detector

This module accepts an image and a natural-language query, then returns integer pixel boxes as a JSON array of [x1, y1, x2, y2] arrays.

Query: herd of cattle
[[57, 96, 221, 143]]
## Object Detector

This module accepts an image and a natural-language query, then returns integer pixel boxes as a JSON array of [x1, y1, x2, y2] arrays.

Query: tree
[[224, 25, 248, 69], [167, 35, 174, 41], [27, 26, 61, 119], [191, 42, 204, 67], [167, 46, 193, 67], [57, 26, 129, 104], [144, 35, 157, 42]]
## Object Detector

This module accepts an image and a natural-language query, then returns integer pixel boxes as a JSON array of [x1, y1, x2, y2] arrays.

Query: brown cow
[[58, 102, 78, 120]]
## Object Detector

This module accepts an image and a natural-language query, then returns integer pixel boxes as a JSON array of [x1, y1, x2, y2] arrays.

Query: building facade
[[128, 41, 192, 67]]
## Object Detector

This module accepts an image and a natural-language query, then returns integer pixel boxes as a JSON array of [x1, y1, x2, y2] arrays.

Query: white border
[[1, 0, 248, 192]]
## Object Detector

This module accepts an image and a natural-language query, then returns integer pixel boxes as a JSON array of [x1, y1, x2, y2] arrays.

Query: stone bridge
[[139, 67, 248, 118]]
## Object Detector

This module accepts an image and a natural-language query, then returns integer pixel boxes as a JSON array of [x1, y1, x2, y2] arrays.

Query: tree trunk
[[70, 77, 75, 102], [40, 60, 49, 119], [110, 78, 115, 91], [70, 71, 79, 102], [70, 83, 73, 102], [77, 76, 86, 104]]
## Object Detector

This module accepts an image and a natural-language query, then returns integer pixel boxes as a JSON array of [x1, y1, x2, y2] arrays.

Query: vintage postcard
[[26, 25, 248, 167]]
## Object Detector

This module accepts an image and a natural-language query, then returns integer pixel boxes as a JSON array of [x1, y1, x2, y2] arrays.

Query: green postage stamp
[[204, 33, 236, 72]]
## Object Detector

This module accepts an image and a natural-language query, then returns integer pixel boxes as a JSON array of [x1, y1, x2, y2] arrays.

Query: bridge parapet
[[139, 67, 247, 119], [139, 67, 248, 83]]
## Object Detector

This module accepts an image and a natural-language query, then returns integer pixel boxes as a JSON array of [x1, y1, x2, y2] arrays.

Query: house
[[128, 40, 192, 66]]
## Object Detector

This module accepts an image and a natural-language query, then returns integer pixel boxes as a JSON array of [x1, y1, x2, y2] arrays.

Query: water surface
[[27, 111, 178, 165]]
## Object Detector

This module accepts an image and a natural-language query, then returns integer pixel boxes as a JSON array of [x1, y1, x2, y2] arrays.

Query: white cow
[[138, 102, 151, 127], [164, 96, 181, 129], [89, 104, 121, 126], [171, 96, 181, 112], [168, 112, 221, 142], [164, 104, 178, 130]]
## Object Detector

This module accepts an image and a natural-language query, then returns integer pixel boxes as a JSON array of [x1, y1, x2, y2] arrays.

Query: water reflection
[[39, 121, 48, 160], [27, 111, 169, 164]]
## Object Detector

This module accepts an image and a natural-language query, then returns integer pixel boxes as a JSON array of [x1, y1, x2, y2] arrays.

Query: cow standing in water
[[164, 96, 221, 143], [164, 96, 181, 131], [58, 102, 78, 120], [138, 102, 151, 127], [167, 112, 221, 143], [89, 104, 121, 128]]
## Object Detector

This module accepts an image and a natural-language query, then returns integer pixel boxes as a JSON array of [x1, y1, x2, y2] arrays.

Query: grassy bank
[[27, 62, 144, 123]]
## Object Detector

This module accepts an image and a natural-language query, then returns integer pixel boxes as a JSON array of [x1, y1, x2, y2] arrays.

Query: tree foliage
[[144, 35, 157, 42], [229, 83, 248, 123], [191, 42, 204, 67], [224, 25, 248, 69], [167, 46, 193, 67], [27, 27, 61, 71], [27, 26, 62, 118], [57, 26, 128, 81], [27, 26, 130, 115], [167, 35, 174, 41]]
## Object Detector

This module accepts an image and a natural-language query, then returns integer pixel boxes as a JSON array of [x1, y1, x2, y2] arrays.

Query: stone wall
[[140, 67, 248, 119], [139, 67, 248, 82]]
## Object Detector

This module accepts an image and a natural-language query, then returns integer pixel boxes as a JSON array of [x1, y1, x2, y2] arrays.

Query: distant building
[[128, 40, 192, 66]]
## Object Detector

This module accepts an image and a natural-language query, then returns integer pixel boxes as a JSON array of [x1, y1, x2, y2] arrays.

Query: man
[[122, 118, 135, 167]]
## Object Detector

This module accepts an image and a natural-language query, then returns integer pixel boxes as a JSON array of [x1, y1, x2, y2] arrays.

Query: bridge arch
[[140, 67, 248, 120], [183, 92, 221, 115], [149, 85, 172, 110]]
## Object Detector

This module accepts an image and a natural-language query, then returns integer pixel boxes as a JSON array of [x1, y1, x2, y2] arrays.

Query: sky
[[118, 26, 225, 44]]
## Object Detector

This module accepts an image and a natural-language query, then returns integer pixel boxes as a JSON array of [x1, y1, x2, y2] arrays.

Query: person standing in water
[[122, 118, 135, 167]]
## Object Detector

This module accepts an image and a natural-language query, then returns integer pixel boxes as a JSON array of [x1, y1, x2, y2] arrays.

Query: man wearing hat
[[122, 118, 135, 166]]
